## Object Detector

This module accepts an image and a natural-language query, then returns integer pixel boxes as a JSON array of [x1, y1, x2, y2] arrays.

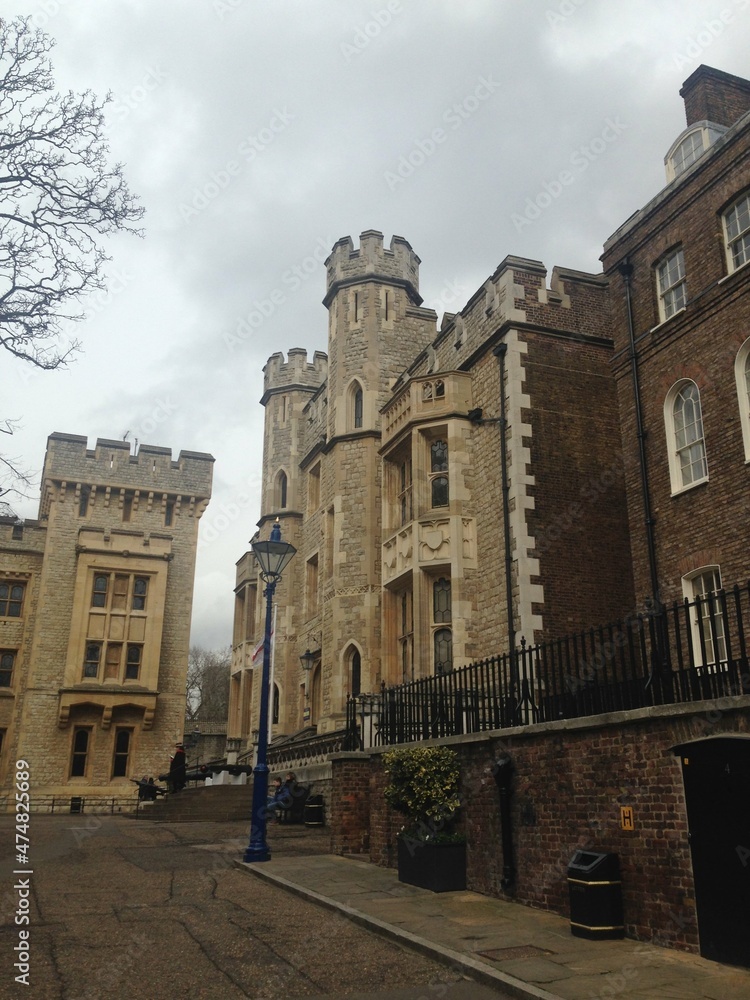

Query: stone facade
[[0, 433, 213, 806], [230, 65, 750, 754]]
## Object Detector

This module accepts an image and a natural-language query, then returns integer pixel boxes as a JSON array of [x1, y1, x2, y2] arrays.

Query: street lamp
[[243, 519, 296, 863], [300, 648, 316, 724]]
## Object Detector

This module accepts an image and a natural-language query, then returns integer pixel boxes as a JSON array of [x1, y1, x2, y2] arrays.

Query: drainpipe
[[618, 260, 667, 692], [493, 754, 515, 889], [493, 343, 519, 703]]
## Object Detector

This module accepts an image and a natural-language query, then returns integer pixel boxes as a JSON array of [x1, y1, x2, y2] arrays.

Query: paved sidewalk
[[236, 853, 750, 1000]]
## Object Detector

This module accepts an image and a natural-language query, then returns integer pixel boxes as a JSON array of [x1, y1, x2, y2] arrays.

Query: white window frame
[[664, 379, 708, 494], [735, 338, 750, 462], [723, 191, 750, 274], [681, 568, 727, 671], [656, 248, 687, 322]]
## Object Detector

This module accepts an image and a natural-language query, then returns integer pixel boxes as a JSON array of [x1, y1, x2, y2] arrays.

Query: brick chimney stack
[[680, 65, 750, 128]]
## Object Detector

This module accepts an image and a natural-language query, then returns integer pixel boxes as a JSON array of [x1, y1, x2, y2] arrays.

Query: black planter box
[[397, 838, 466, 893]]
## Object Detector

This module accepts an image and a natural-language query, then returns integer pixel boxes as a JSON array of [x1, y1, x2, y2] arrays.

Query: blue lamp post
[[243, 520, 296, 863]]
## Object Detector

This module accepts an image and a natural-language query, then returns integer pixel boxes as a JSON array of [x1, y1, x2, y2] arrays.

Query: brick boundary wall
[[331, 696, 750, 952]]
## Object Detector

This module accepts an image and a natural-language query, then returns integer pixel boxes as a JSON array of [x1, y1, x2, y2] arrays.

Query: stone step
[[137, 783, 253, 822]]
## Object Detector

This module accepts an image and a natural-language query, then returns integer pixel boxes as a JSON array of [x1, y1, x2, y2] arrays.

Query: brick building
[[230, 64, 749, 749], [0, 433, 213, 806]]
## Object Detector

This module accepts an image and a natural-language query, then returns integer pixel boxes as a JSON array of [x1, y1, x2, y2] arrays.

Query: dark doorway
[[673, 736, 750, 967]]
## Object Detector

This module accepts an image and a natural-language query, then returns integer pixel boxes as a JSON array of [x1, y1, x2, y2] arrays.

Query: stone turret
[[324, 230, 422, 307], [261, 348, 328, 403]]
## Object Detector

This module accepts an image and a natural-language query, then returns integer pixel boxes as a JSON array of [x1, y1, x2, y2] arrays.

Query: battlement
[[262, 348, 328, 399], [324, 231, 422, 306], [41, 433, 214, 497]]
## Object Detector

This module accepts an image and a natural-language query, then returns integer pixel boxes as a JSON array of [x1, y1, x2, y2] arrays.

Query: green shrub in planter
[[382, 745, 463, 846]]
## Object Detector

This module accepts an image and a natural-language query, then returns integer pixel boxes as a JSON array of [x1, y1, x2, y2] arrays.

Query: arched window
[[664, 380, 708, 493], [275, 470, 288, 509], [70, 728, 91, 778], [348, 647, 361, 697], [272, 683, 279, 726], [112, 728, 132, 778], [430, 439, 449, 508], [735, 338, 750, 461], [352, 382, 364, 429], [432, 577, 452, 675]]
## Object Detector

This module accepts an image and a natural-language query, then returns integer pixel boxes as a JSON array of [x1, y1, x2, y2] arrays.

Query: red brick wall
[[602, 96, 750, 607], [331, 701, 750, 952], [522, 331, 636, 636]]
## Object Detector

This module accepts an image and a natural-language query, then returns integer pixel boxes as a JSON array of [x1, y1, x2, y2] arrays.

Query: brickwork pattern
[[332, 702, 750, 952]]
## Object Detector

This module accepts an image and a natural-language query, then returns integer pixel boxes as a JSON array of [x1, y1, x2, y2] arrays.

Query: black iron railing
[[345, 583, 750, 748]]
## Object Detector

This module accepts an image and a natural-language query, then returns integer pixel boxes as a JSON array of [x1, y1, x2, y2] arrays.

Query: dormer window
[[664, 121, 727, 183]]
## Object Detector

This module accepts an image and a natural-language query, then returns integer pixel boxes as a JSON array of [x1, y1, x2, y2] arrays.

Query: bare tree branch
[[186, 646, 231, 723], [0, 16, 143, 495]]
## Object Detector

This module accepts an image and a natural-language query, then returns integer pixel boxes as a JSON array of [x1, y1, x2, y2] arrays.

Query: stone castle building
[[229, 64, 750, 751], [0, 433, 213, 805]]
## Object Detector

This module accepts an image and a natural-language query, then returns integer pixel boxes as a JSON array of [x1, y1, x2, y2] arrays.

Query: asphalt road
[[0, 816, 513, 1000]]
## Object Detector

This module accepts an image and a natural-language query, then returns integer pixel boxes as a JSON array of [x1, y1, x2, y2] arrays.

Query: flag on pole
[[251, 625, 274, 665]]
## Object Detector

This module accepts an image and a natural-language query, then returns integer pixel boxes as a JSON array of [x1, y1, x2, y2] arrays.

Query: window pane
[[92, 575, 108, 608], [431, 440, 448, 472], [83, 643, 101, 678], [0, 651, 14, 686], [673, 383, 707, 485], [132, 577, 148, 611], [125, 645, 141, 680], [431, 475, 449, 507], [433, 578, 452, 623], [434, 628, 453, 674]]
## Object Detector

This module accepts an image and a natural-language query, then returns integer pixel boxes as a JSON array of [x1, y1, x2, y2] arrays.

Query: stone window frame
[[307, 461, 321, 513], [735, 337, 750, 462], [343, 643, 362, 698], [348, 379, 364, 430], [397, 588, 414, 684], [111, 727, 133, 778], [429, 437, 450, 509], [70, 727, 92, 778], [722, 190, 750, 274], [0, 580, 25, 618], [664, 379, 708, 495], [0, 649, 16, 687], [655, 246, 687, 323], [274, 469, 288, 510], [681, 566, 727, 670], [431, 575, 453, 676]]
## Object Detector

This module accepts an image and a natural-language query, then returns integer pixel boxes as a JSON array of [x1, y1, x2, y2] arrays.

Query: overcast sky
[[2, 0, 749, 650]]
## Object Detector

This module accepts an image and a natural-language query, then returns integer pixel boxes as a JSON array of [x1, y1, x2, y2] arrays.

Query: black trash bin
[[69, 796, 84, 815], [303, 795, 324, 827], [567, 850, 624, 939]]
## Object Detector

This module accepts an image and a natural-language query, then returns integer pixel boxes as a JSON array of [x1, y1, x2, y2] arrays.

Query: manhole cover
[[477, 945, 554, 961]]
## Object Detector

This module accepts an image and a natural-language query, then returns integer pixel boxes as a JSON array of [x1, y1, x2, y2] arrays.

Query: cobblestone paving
[[0, 817, 509, 1000]]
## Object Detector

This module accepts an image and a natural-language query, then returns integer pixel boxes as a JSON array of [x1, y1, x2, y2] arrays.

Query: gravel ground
[[0, 816, 497, 1000]]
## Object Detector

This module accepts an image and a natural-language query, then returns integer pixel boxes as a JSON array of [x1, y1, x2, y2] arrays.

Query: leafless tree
[[186, 645, 231, 723], [0, 16, 143, 496]]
